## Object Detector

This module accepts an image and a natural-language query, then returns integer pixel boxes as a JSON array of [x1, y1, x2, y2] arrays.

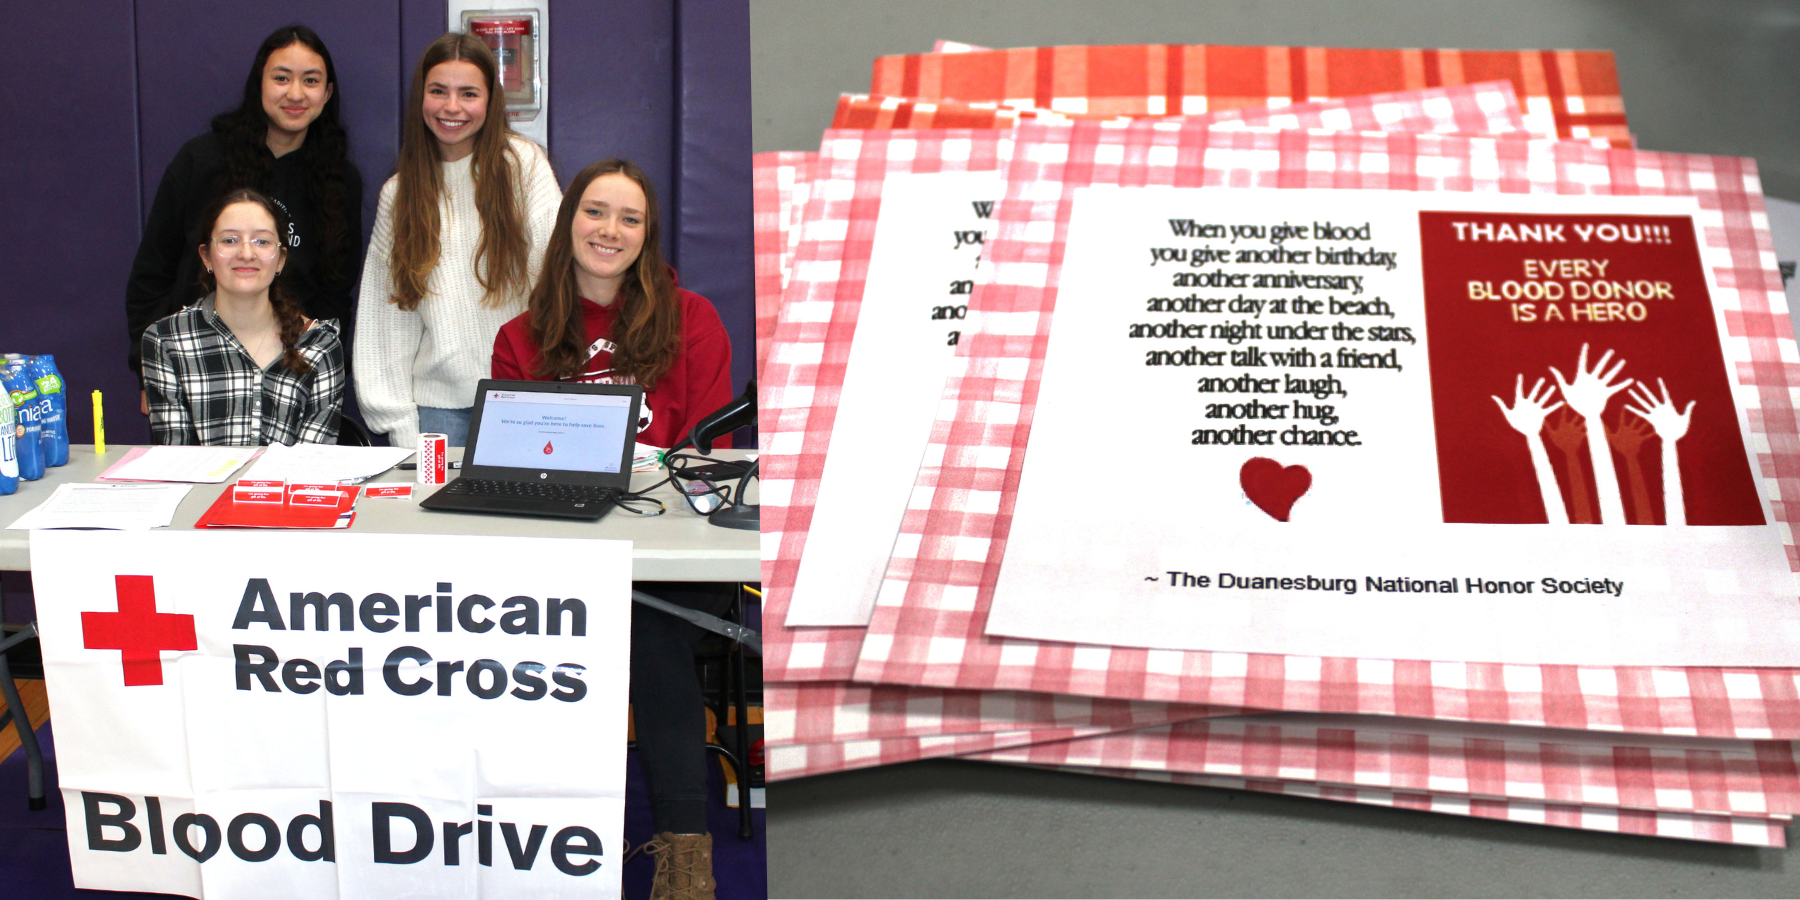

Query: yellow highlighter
[[92, 390, 105, 454]]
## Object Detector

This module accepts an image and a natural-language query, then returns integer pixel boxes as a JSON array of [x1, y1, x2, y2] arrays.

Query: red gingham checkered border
[[764, 717, 1794, 846], [1038, 765, 1789, 847], [767, 680, 1235, 745], [760, 128, 1012, 683], [873, 44, 1630, 145], [856, 121, 1798, 740], [753, 150, 815, 376], [966, 714, 1800, 818], [768, 724, 1117, 781], [833, 81, 1530, 137]]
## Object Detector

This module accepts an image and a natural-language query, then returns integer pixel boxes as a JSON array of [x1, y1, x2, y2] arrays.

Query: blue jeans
[[417, 406, 473, 448]]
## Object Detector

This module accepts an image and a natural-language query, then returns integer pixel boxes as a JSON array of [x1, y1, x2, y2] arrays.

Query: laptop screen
[[469, 387, 635, 474]]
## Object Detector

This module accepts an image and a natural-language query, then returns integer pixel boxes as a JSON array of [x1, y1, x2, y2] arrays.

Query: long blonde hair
[[388, 32, 530, 311]]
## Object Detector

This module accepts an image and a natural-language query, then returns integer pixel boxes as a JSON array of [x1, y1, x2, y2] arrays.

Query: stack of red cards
[[756, 40, 1800, 847]]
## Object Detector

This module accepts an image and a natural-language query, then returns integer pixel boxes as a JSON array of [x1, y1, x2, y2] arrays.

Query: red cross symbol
[[81, 575, 197, 687]]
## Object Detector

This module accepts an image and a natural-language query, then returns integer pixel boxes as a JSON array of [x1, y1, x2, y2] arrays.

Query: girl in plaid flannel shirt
[[141, 189, 344, 446]]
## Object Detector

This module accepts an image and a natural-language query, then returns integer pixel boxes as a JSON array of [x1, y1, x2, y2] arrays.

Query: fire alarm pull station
[[449, 1, 548, 146]]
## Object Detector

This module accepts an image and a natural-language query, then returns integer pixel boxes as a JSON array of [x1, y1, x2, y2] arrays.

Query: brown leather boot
[[646, 832, 716, 900]]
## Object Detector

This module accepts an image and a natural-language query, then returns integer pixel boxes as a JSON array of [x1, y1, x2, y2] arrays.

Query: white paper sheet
[[784, 170, 1002, 626], [8, 483, 192, 530], [100, 446, 258, 483], [240, 443, 413, 485]]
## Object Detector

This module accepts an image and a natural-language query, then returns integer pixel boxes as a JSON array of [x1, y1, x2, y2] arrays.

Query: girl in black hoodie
[[124, 24, 362, 406]]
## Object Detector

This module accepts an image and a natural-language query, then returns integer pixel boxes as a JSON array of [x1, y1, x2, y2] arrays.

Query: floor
[[0, 722, 765, 899]]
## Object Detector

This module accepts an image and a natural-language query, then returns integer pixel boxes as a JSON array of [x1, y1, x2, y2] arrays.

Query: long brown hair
[[196, 189, 313, 375], [527, 159, 681, 387], [389, 32, 530, 311]]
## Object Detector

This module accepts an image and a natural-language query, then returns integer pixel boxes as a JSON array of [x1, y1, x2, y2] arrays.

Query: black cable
[[663, 449, 755, 517]]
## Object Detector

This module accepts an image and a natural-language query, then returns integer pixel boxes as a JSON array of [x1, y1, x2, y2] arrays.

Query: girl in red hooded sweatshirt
[[491, 157, 733, 900]]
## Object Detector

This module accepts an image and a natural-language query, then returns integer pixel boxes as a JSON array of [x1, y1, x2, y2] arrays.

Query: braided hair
[[195, 189, 314, 375]]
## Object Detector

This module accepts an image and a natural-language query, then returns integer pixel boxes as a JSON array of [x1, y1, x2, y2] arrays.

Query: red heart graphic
[[1240, 457, 1312, 522]]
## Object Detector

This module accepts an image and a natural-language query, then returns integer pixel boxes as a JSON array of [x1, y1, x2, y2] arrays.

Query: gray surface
[[0, 447, 757, 581], [774, 760, 1796, 898], [754, 1, 1800, 895]]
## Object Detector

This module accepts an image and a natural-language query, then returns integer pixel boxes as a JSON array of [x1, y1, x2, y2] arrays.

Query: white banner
[[32, 530, 631, 899]]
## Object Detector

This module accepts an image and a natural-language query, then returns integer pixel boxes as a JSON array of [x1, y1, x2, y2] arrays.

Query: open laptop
[[419, 379, 643, 520]]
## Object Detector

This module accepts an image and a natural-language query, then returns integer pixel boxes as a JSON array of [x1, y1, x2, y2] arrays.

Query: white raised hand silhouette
[[1491, 374, 1569, 523], [1625, 378, 1696, 525], [1549, 344, 1633, 524]]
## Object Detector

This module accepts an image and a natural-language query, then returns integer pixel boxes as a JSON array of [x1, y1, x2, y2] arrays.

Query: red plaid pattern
[[872, 44, 1630, 144], [769, 725, 1117, 780], [967, 715, 1800, 817], [754, 150, 816, 375], [833, 81, 1530, 136], [761, 128, 1013, 683], [856, 122, 1797, 741], [1040, 765, 1790, 847], [768, 681, 1234, 744]]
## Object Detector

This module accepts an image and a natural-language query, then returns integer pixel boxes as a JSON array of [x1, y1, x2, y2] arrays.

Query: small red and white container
[[417, 433, 448, 485]]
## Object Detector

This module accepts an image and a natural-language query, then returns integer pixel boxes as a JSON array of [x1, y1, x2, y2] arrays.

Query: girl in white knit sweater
[[353, 32, 560, 448]]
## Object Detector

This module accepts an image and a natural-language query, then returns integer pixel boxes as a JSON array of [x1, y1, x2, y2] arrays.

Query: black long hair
[[210, 24, 354, 282]]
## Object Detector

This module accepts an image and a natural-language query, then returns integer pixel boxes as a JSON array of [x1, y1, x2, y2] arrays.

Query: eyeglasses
[[211, 235, 282, 259]]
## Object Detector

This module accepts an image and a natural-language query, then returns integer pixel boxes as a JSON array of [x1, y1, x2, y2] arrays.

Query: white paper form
[[240, 442, 414, 484], [8, 483, 193, 530], [784, 170, 1002, 627], [983, 188, 1800, 667], [98, 446, 258, 483]]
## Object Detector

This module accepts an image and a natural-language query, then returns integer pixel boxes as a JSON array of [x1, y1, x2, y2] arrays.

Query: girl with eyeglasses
[[354, 32, 561, 449], [141, 189, 344, 445]]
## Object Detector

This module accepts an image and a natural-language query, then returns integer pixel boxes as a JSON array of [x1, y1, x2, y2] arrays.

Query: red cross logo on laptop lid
[[81, 575, 197, 686]]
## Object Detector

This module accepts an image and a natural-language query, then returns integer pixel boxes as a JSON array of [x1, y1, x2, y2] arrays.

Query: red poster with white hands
[[1419, 212, 1763, 527]]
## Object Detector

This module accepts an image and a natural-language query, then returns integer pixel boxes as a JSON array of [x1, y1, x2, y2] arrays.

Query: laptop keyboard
[[443, 479, 621, 503]]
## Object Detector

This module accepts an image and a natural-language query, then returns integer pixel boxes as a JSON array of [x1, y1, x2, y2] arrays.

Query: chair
[[335, 413, 371, 447], [0, 623, 44, 810], [695, 583, 759, 840], [625, 583, 761, 841]]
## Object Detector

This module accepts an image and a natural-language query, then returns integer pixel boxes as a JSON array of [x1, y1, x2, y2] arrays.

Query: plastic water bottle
[[0, 387, 18, 495], [1, 367, 43, 481], [29, 356, 67, 467]]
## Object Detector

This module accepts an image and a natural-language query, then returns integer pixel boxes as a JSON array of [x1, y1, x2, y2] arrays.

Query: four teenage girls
[[127, 24, 738, 900]]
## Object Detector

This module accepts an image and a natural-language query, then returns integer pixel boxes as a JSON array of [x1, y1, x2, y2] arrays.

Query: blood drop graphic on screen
[[543, 441, 554, 455]]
